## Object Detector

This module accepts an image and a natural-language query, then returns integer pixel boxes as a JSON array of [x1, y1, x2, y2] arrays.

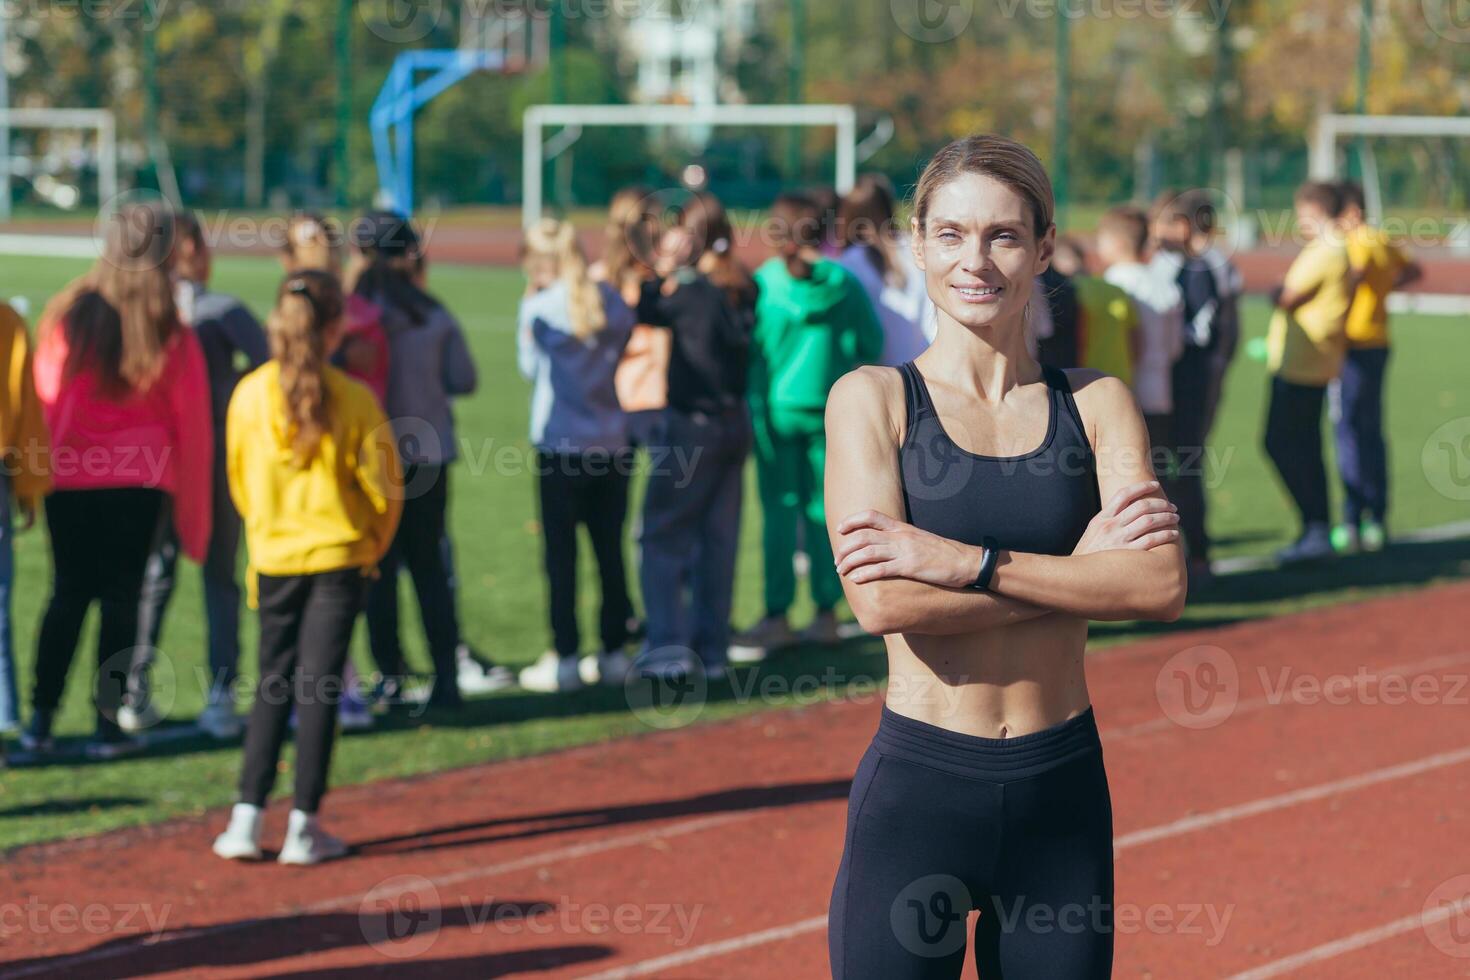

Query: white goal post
[[0, 108, 120, 260], [1310, 113, 1470, 225], [0, 108, 119, 216], [522, 103, 873, 228]]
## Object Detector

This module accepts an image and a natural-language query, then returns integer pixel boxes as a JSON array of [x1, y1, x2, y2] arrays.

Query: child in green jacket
[[731, 194, 884, 661]]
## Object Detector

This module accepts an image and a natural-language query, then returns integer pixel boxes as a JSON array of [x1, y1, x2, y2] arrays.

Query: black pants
[[365, 463, 457, 701], [239, 568, 366, 813], [32, 488, 165, 737], [133, 453, 244, 699], [1264, 377, 1330, 529], [1333, 347, 1391, 526], [830, 707, 1114, 979], [1169, 345, 1213, 562], [537, 449, 634, 658]]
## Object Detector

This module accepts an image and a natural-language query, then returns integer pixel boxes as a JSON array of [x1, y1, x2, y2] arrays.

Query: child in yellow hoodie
[[212, 270, 401, 865], [0, 301, 49, 737]]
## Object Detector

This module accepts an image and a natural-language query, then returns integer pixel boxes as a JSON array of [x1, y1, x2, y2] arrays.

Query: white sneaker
[[800, 610, 844, 647], [457, 656, 516, 696], [278, 808, 349, 866], [212, 803, 264, 861], [118, 699, 162, 734], [518, 652, 593, 693], [197, 699, 243, 740], [597, 650, 632, 687], [728, 616, 797, 664]]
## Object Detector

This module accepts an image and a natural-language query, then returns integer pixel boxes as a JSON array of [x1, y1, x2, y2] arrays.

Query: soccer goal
[[0, 107, 119, 258], [1311, 113, 1470, 315], [1310, 114, 1470, 225], [521, 103, 887, 228]]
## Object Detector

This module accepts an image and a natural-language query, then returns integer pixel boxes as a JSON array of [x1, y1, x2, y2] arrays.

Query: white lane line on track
[[18, 646, 1470, 978], [1107, 649, 1470, 741], [577, 915, 831, 980], [1112, 742, 1470, 850], [1222, 896, 1470, 980], [580, 742, 1470, 979], [1, 812, 752, 979]]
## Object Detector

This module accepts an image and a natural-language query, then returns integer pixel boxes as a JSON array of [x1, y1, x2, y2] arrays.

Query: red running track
[[3, 581, 1470, 978]]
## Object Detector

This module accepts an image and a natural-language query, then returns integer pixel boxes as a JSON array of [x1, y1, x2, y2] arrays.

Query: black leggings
[[536, 449, 634, 658], [365, 463, 457, 698], [829, 707, 1114, 979], [239, 568, 366, 813], [32, 488, 165, 737]]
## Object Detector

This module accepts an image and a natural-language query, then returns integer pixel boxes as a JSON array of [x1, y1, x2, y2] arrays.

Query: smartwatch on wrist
[[970, 536, 1000, 591]]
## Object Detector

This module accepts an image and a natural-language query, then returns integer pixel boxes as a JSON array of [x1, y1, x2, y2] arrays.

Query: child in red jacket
[[24, 201, 212, 760]]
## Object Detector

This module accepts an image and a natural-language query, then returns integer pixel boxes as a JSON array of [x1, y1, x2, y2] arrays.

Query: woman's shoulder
[[827, 364, 905, 442], [1060, 367, 1138, 440]]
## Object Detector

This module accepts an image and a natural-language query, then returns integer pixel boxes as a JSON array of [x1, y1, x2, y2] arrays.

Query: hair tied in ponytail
[[712, 237, 731, 255], [270, 270, 344, 467], [286, 277, 325, 324]]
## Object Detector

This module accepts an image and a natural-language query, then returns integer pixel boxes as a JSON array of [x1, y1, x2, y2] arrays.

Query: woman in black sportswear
[[824, 136, 1188, 978]]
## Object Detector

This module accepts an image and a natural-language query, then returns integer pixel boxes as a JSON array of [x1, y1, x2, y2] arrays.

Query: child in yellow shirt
[[1265, 182, 1353, 564], [212, 270, 401, 865], [0, 301, 49, 738], [1331, 181, 1422, 553]]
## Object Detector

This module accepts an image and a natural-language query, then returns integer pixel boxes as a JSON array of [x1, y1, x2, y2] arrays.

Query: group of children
[[1263, 180, 1419, 561], [1061, 191, 1241, 585], [1050, 180, 1415, 572], [0, 172, 1419, 863], [515, 179, 915, 689], [0, 201, 497, 862]]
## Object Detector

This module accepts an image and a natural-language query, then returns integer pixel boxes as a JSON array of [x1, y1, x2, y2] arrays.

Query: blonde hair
[[41, 200, 179, 395], [268, 270, 344, 467], [522, 218, 606, 340], [913, 135, 1055, 240]]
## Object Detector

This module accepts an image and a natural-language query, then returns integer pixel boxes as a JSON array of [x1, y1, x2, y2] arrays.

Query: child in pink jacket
[[21, 201, 213, 760]]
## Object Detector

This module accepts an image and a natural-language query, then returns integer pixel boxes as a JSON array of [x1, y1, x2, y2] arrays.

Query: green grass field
[[0, 253, 1466, 849]]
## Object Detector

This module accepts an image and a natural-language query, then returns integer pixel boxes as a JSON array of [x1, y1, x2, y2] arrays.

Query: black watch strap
[[971, 536, 1000, 591]]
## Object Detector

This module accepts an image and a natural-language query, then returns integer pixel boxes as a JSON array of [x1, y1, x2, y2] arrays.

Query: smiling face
[[911, 171, 1054, 338]]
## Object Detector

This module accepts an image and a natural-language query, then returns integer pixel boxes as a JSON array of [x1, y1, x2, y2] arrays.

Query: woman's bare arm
[[824, 367, 1053, 636], [831, 369, 1186, 627]]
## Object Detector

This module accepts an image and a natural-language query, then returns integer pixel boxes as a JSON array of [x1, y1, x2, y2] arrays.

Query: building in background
[[614, 0, 760, 150], [621, 0, 759, 106]]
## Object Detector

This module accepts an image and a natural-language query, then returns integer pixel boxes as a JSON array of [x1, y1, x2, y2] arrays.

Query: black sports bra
[[896, 362, 1102, 556]]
